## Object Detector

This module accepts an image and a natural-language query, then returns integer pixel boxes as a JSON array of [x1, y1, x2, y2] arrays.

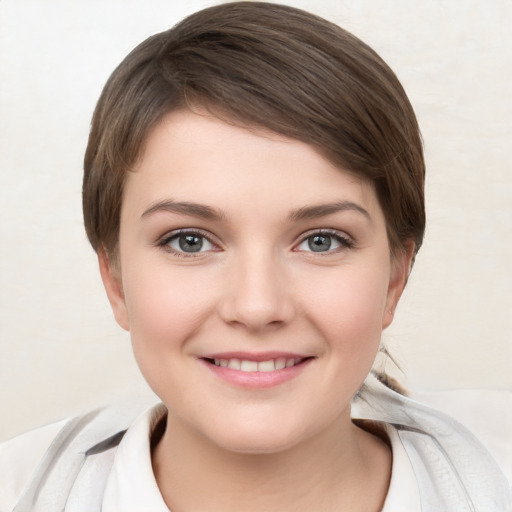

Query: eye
[[295, 230, 354, 253], [159, 230, 217, 255]]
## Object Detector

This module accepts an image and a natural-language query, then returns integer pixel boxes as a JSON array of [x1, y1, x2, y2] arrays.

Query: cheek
[[298, 265, 390, 353], [122, 264, 217, 363]]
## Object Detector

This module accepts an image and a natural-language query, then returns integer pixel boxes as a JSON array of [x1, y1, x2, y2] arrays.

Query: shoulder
[[0, 401, 160, 511], [0, 418, 69, 511], [353, 375, 512, 511], [413, 386, 512, 485]]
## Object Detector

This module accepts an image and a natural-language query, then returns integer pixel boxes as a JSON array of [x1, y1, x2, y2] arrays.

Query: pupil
[[179, 234, 203, 252], [309, 235, 331, 252]]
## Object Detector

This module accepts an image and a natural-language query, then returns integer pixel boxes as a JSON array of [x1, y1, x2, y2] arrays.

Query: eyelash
[[294, 229, 355, 255], [156, 229, 219, 258], [156, 228, 355, 257]]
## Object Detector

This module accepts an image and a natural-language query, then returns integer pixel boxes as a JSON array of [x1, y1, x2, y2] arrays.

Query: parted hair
[[83, 1, 425, 261]]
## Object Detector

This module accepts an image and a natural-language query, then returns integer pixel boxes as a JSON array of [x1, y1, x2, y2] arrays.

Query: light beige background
[[1, 0, 511, 443]]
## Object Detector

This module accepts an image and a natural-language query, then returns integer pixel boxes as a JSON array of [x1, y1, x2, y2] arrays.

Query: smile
[[200, 353, 313, 388], [209, 357, 304, 372]]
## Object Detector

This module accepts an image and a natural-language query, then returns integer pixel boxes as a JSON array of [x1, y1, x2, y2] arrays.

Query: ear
[[382, 242, 415, 329], [98, 249, 130, 331]]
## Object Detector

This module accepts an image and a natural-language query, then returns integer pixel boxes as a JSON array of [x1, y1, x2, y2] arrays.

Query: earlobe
[[382, 242, 415, 329], [98, 250, 130, 331]]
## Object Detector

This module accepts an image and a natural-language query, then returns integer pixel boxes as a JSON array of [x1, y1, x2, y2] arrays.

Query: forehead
[[122, 110, 381, 223]]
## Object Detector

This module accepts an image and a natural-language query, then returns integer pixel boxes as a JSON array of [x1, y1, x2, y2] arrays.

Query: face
[[100, 110, 410, 454]]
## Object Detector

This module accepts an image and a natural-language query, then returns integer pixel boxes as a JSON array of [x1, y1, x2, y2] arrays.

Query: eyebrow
[[141, 199, 370, 223], [141, 200, 225, 220], [288, 201, 371, 222]]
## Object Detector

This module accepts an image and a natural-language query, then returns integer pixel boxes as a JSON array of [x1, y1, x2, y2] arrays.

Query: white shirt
[[1, 377, 510, 511], [0, 404, 420, 512], [103, 406, 423, 511]]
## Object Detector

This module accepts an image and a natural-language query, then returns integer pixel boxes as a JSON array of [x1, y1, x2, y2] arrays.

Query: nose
[[218, 250, 295, 332]]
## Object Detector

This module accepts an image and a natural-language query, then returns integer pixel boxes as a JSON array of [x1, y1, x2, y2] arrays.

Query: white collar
[[102, 403, 169, 512], [101, 402, 419, 512], [380, 423, 422, 511]]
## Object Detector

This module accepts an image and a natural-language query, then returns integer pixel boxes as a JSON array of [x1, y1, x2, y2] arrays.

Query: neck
[[152, 408, 391, 512]]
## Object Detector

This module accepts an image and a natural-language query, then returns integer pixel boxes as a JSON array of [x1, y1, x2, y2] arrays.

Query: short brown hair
[[83, 1, 425, 259]]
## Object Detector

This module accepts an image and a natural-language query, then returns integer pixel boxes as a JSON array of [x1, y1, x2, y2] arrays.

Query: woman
[[1, 3, 510, 511]]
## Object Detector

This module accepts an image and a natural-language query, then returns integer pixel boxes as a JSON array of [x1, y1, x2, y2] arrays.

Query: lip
[[201, 351, 309, 362], [198, 351, 314, 389]]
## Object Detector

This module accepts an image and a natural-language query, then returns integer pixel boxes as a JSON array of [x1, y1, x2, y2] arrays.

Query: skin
[[99, 109, 413, 511]]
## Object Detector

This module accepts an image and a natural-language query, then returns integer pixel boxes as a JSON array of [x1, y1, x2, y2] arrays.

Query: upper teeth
[[213, 358, 300, 372]]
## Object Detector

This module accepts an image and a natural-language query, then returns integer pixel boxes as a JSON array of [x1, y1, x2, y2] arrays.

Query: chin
[[202, 417, 315, 455], [215, 433, 302, 455]]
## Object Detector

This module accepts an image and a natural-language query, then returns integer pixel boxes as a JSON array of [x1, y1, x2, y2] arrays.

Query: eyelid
[[293, 228, 355, 253], [156, 228, 222, 255]]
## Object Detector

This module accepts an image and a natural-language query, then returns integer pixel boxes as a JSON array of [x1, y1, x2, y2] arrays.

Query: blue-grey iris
[[308, 235, 331, 252], [179, 234, 203, 252]]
